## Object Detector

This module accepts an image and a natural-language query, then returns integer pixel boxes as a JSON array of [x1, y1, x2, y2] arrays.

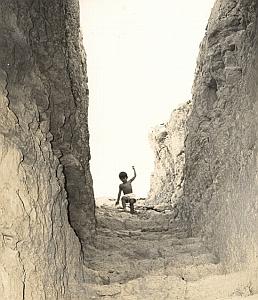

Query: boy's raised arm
[[115, 185, 122, 205], [129, 166, 136, 182]]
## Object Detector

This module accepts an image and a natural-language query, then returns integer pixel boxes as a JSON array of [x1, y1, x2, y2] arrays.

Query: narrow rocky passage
[[71, 200, 258, 300]]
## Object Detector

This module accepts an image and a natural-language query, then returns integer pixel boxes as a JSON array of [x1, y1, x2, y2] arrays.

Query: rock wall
[[181, 0, 258, 288], [147, 101, 192, 207], [0, 0, 95, 298]]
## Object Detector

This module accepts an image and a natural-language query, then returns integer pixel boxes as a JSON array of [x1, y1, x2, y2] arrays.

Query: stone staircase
[[72, 203, 258, 300]]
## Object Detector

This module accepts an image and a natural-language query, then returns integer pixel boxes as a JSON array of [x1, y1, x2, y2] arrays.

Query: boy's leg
[[121, 197, 127, 210], [129, 203, 135, 214], [129, 198, 136, 214]]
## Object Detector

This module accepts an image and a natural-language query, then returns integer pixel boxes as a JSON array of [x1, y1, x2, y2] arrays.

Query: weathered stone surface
[[0, 0, 95, 298], [2, 0, 258, 298], [82, 205, 258, 300], [180, 0, 258, 290], [147, 101, 192, 206], [145, 0, 258, 294]]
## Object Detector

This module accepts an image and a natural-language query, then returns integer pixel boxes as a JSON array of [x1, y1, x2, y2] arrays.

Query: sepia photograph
[[0, 0, 257, 299]]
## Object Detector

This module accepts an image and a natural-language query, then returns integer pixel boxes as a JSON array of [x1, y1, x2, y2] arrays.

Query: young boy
[[115, 166, 137, 214]]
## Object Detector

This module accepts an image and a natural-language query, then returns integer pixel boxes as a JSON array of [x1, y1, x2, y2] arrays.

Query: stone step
[[96, 207, 181, 233], [96, 228, 202, 246], [217, 296, 258, 300], [87, 236, 217, 264], [93, 240, 214, 264], [85, 251, 220, 285], [96, 228, 193, 241], [163, 262, 223, 281], [82, 271, 258, 300], [87, 206, 240, 299], [185, 271, 256, 300]]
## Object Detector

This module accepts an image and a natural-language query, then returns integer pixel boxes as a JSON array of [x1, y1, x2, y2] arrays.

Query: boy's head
[[119, 171, 128, 183]]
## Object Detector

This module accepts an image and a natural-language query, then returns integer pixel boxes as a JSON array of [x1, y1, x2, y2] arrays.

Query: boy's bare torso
[[120, 181, 133, 195]]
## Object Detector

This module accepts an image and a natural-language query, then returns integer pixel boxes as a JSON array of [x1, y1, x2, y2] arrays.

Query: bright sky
[[79, 0, 215, 198]]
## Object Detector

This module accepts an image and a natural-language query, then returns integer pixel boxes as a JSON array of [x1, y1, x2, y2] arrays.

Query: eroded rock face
[[0, 0, 95, 298], [147, 101, 192, 207], [181, 0, 258, 288], [147, 0, 258, 290]]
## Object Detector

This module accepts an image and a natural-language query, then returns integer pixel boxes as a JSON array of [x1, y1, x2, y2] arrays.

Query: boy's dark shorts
[[124, 198, 136, 204], [121, 195, 136, 204]]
